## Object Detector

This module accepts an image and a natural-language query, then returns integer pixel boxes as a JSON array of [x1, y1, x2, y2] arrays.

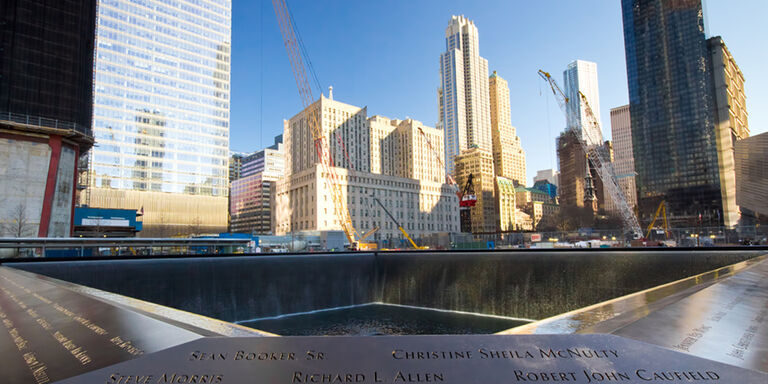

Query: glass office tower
[[621, 0, 722, 226], [87, 0, 231, 236]]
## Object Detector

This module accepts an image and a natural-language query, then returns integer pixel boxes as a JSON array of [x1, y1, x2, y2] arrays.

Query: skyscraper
[[564, 60, 602, 146], [230, 136, 284, 234], [558, 59, 607, 215], [610, 105, 637, 212], [489, 71, 527, 186], [622, 0, 722, 225], [86, 0, 232, 236], [734, 132, 767, 219], [1, 0, 96, 238], [708, 36, 749, 227], [438, 15, 493, 175]]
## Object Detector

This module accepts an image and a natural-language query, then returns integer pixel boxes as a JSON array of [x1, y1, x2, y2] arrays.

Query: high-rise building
[[368, 116, 446, 183], [242, 136, 285, 179], [734, 132, 767, 218], [489, 71, 527, 186], [85, 0, 231, 237], [229, 152, 246, 183], [0, 0, 96, 238], [534, 169, 560, 188], [495, 176, 518, 232], [557, 131, 612, 215], [621, 0, 722, 226], [454, 148, 496, 233], [610, 105, 637, 213], [230, 136, 284, 234], [708, 36, 749, 227], [564, 60, 602, 146], [438, 15, 493, 175], [284, 92, 369, 175], [558, 59, 607, 218], [274, 96, 458, 243]]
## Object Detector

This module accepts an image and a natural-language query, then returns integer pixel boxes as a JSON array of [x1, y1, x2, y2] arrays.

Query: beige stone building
[[489, 71, 527, 186], [274, 96, 458, 244], [495, 176, 537, 231], [514, 185, 559, 230], [708, 36, 749, 227], [495, 176, 516, 232], [284, 93, 370, 176], [368, 116, 446, 184], [272, 165, 458, 241], [454, 148, 496, 233]]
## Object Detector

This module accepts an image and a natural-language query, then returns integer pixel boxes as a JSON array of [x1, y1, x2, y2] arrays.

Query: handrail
[[0, 110, 92, 136]]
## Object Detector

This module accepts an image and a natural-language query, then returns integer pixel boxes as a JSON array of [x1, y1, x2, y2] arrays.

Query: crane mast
[[272, 0, 363, 248], [417, 126, 459, 191], [538, 70, 642, 238]]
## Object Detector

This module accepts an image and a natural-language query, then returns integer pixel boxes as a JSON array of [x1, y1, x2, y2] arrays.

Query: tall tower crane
[[417, 126, 476, 233], [417, 126, 459, 189], [273, 0, 374, 250], [417, 126, 477, 206], [538, 70, 642, 238]]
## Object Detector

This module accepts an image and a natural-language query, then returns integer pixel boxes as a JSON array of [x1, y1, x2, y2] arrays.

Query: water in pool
[[239, 303, 531, 336]]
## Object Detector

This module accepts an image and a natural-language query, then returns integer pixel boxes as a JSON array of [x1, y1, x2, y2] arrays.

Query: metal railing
[[0, 110, 92, 136], [0, 237, 252, 259]]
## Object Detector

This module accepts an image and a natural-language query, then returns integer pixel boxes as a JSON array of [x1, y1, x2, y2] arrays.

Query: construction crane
[[272, 0, 375, 250], [416, 126, 478, 207], [459, 174, 477, 208], [645, 201, 669, 240], [371, 196, 427, 250], [538, 70, 642, 238], [416, 125, 477, 233], [459, 174, 476, 233], [417, 126, 459, 190]]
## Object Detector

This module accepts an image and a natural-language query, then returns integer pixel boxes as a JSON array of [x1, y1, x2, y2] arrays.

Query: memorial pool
[[238, 303, 532, 335]]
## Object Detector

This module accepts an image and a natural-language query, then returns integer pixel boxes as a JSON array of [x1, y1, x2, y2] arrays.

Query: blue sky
[[230, 0, 766, 185]]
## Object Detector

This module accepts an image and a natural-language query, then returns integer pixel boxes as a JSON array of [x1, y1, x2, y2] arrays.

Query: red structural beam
[[38, 135, 62, 237]]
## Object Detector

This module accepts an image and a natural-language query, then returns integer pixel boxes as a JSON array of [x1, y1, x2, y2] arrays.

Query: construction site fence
[[419, 225, 768, 249]]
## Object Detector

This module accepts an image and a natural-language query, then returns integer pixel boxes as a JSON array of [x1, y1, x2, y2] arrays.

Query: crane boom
[[272, 0, 362, 247], [538, 70, 642, 237], [417, 126, 459, 190], [372, 196, 426, 249]]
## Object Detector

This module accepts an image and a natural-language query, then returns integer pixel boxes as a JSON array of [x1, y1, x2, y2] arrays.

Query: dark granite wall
[[9, 254, 376, 322], [7, 250, 764, 322], [374, 251, 763, 319]]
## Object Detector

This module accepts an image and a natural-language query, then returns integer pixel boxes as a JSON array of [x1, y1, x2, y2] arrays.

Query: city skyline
[[230, 0, 766, 186]]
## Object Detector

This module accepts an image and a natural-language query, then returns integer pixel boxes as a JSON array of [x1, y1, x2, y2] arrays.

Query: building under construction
[[557, 130, 614, 216]]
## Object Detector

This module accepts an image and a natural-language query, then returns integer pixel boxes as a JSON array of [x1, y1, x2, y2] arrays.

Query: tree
[[594, 214, 623, 230], [190, 216, 202, 237], [156, 213, 172, 238], [1, 202, 33, 258], [536, 209, 573, 232], [2, 202, 33, 238]]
